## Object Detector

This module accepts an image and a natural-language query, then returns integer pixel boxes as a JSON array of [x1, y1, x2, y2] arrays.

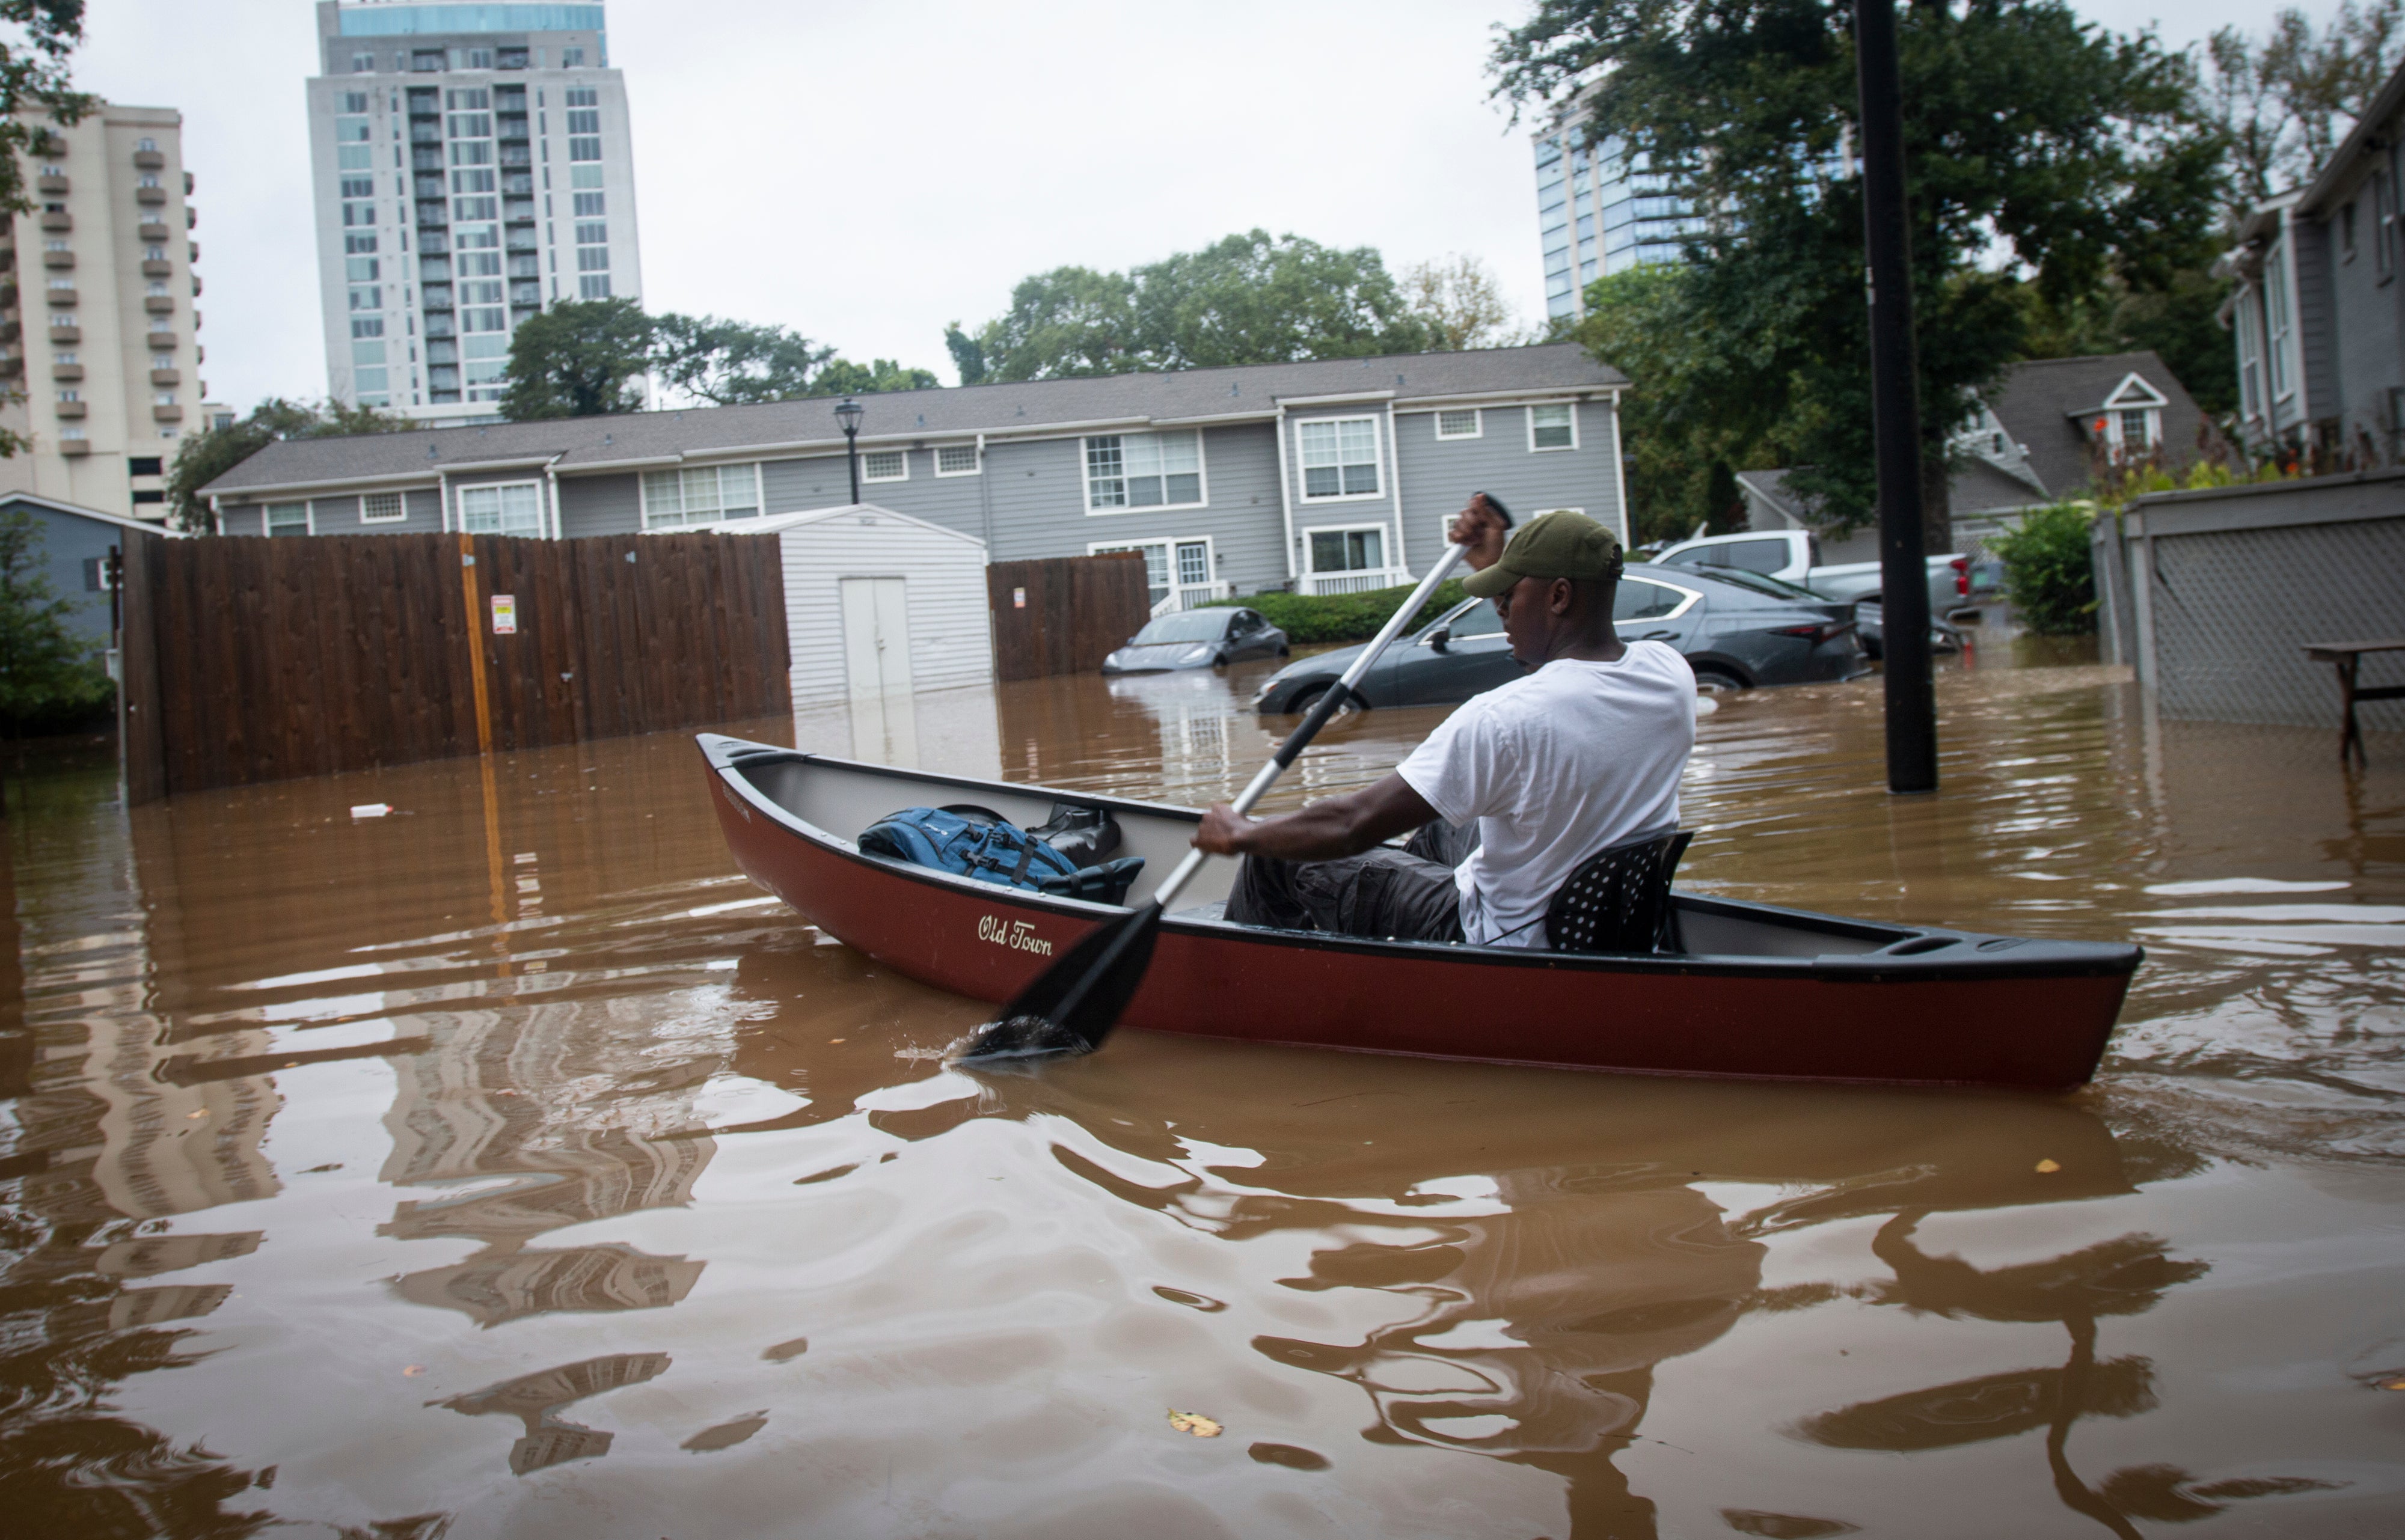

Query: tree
[[0, 506, 109, 732], [812, 357, 942, 396], [164, 397, 412, 533], [1492, 1, 2227, 545], [1401, 254, 1530, 351], [0, 2, 93, 463], [499, 296, 655, 420], [2012, 270, 2238, 417], [2204, 1, 2405, 218], [652, 314, 834, 406], [958, 231, 1435, 382]]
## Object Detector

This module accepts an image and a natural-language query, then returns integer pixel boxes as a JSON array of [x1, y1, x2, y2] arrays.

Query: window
[[459, 280, 504, 305], [565, 87, 598, 108], [935, 444, 981, 476], [562, 47, 585, 66], [641, 463, 761, 528], [577, 274, 611, 298], [354, 340, 387, 366], [1084, 430, 1203, 510], [1092, 538, 1213, 609], [452, 168, 495, 193], [1308, 526, 1386, 574], [343, 199, 375, 226], [453, 195, 498, 220], [566, 109, 600, 135], [146, 280, 170, 297], [447, 112, 491, 139], [461, 304, 507, 332], [46, 275, 74, 290], [352, 316, 385, 338], [55, 388, 78, 402], [450, 140, 492, 166], [2380, 170, 2398, 278], [129, 457, 163, 475], [1435, 409, 1481, 439], [349, 285, 381, 310], [154, 393, 177, 406], [2342, 200, 2359, 259], [1297, 417, 1380, 499], [574, 219, 607, 245], [361, 492, 405, 524], [346, 231, 379, 254], [456, 250, 501, 277], [569, 137, 601, 161], [446, 89, 489, 111], [2118, 408, 2154, 448], [52, 350, 76, 364], [862, 450, 907, 483], [48, 312, 74, 328], [466, 47, 492, 69], [340, 176, 375, 199], [570, 164, 604, 191], [266, 502, 310, 537], [346, 255, 379, 281], [2266, 242, 2294, 400], [576, 247, 609, 270], [340, 144, 373, 171], [335, 117, 370, 142], [1528, 403, 1577, 450], [352, 52, 376, 73], [572, 191, 604, 216], [1614, 578, 1693, 622], [2235, 290, 2264, 422], [458, 481, 542, 535]]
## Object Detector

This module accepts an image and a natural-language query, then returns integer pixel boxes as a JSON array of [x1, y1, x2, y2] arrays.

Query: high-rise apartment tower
[[1533, 108, 1703, 323], [306, 1, 643, 429], [0, 104, 207, 522]]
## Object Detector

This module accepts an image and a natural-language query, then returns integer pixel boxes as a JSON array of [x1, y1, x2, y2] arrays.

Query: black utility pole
[[1854, 0, 1937, 794], [835, 396, 865, 504]]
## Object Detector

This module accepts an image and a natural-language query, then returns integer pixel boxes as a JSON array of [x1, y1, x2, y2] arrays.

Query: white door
[[839, 577, 918, 765], [839, 577, 913, 696]]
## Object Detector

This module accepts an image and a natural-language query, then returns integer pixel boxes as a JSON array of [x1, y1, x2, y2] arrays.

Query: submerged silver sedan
[[1100, 607, 1291, 674]]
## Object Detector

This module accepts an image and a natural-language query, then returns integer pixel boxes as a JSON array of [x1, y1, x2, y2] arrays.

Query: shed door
[[839, 577, 913, 697]]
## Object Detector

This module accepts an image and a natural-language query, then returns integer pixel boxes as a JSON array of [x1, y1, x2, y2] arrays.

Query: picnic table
[[2304, 639, 2405, 766]]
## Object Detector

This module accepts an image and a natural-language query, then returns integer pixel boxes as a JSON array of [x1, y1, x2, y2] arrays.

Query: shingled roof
[[1986, 350, 2205, 496], [201, 343, 1628, 497]]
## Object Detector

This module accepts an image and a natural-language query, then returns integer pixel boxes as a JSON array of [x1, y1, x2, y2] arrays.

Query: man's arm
[[1192, 773, 1438, 861]]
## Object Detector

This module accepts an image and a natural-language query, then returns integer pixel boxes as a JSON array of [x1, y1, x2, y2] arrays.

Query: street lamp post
[[835, 396, 865, 504]]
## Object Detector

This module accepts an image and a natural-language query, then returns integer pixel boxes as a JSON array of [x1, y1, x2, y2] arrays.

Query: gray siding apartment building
[[306, 1, 642, 429], [2223, 56, 2405, 457], [198, 345, 1629, 607]]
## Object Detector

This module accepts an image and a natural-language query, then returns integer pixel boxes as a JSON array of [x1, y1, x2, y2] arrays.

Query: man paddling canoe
[[1193, 500, 1696, 949]]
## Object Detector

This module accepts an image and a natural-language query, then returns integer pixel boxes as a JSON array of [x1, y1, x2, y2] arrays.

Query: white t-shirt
[[1396, 641, 1695, 948]]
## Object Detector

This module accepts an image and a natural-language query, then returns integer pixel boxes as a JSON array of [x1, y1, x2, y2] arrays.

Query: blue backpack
[[857, 806, 1145, 904]]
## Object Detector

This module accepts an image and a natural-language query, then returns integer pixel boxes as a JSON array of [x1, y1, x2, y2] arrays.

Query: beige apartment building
[[0, 103, 208, 522]]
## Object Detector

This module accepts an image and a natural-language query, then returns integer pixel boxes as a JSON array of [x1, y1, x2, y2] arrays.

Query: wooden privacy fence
[[118, 530, 790, 801], [986, 553, 1151, 681]]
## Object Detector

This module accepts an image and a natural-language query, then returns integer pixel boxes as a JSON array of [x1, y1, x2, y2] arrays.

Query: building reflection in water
[[438, 1351, 674, 1476]]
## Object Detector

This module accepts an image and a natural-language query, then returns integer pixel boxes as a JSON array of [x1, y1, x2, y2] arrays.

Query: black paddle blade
[[955, 900, 1165, 1063]]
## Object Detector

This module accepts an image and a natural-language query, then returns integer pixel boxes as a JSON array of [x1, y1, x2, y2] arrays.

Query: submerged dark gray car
[[1251, 567, 1869, 712], [1101, 607, 1290, 674]]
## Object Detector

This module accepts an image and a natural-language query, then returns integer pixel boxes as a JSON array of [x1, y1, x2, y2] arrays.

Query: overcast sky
[[79, 0, 2288, 412]]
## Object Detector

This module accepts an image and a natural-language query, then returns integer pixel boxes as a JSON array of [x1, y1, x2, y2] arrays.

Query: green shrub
[[1205, 578, 1469, 644], [1988, 501, 2098, 636]]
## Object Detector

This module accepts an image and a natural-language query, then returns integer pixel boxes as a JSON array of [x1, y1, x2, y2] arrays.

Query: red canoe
[[699, 734, 2140, 1089]]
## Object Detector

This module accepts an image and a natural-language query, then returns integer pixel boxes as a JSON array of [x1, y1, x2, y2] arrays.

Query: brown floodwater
[[3, 638, 2402, 1539]]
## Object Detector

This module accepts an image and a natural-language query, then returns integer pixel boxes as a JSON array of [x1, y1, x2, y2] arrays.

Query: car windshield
[[1130, 611, 1231, 644], [1699, 567, 1824, 602]]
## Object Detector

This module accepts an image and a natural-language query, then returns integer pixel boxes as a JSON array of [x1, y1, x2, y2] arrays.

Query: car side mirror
[[1426, 627, 1451, 653]]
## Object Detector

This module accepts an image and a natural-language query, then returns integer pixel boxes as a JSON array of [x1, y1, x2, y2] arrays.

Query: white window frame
[[2266, 237, 2296, 403], [1083, 430, 1209, 515], [265, 501, 313, 537], [360, 490, 407, 524], [1295, 415, 1383, 503], [1527, 402, 1579, 452], [639, 462, 763, 529], [1088, 534, 1221, 611], [456, 479, 545, 536], [1302, 521, 1395, 578], [1434, 408, 1483, 441], [933, 442, 981, 477], [860, 448, 910, 484], [2235, 287, 2264, 424], [1614, 575, 1704, 625]]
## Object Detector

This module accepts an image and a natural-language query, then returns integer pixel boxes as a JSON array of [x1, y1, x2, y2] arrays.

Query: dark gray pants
[[1225, 821, 1477, 943]]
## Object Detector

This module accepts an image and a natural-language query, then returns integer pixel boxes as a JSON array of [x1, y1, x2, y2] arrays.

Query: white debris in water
[[350, 803, 391, 819]]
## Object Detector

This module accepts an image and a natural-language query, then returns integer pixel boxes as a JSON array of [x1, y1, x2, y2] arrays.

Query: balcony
[[138, 219, 169, 241], [421, 284, 454, 309], [0, 281, 13, 308], [43, 325, 72, 344], [410, 123, 440, 144], [151, 367, 178, 385], [412, 148, 441, 173], [416, 202, 447, 227], [418, 231, 449, 254], [191, 273, 201, 296], [136, 185, 166, 204], [504, 201, 534, 224], [55, 399, 84, 418], [497, 145, 531, 169], [133, 148, 164, 170], [510, 283, 541, 307], [46, 285, 76, 305], [0, 320, 16, 344], [188, 241, 198, 262], [144, 295, 173, 313], [186, 206, 197, 230], [153, 403, 182, 422], [0, 357, 20, 379], [504, 231, 536, 252], [60, 435, 88, 456], [35, 173, 66, 194], [496, 115, 528, 141], [423, 313, 455, 337], [39, 210, 69, 231], [53, 362, 82, 380], [42, 248, 72, 268], [1299, 569, 1406, 597], [414, 177, 444, 199], [141, 257, 169, 277]]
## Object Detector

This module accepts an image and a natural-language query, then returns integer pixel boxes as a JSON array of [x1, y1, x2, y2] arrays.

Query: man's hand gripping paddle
[[956, 500, 1504, 1063]]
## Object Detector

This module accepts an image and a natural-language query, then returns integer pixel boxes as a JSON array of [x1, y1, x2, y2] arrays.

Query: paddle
[[958, 536, 1478, 1063]]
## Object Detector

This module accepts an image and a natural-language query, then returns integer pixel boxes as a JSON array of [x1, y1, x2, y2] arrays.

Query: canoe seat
[[1545, 830, 1693, 954]]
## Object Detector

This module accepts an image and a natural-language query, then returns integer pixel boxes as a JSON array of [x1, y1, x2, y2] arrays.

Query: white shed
[[722, 503, 993, 708]]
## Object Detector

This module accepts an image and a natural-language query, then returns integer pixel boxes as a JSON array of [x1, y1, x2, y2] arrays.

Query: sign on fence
[[490, 593, 517, 634]]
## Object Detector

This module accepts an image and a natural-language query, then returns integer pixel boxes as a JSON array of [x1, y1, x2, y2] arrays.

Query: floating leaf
[[2034, 1159, 2061, 1174], [1167, 1408, 1222, 1438]]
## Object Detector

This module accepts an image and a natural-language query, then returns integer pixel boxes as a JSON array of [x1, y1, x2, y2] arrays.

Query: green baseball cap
[[1462, 510, 1623, 597]]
